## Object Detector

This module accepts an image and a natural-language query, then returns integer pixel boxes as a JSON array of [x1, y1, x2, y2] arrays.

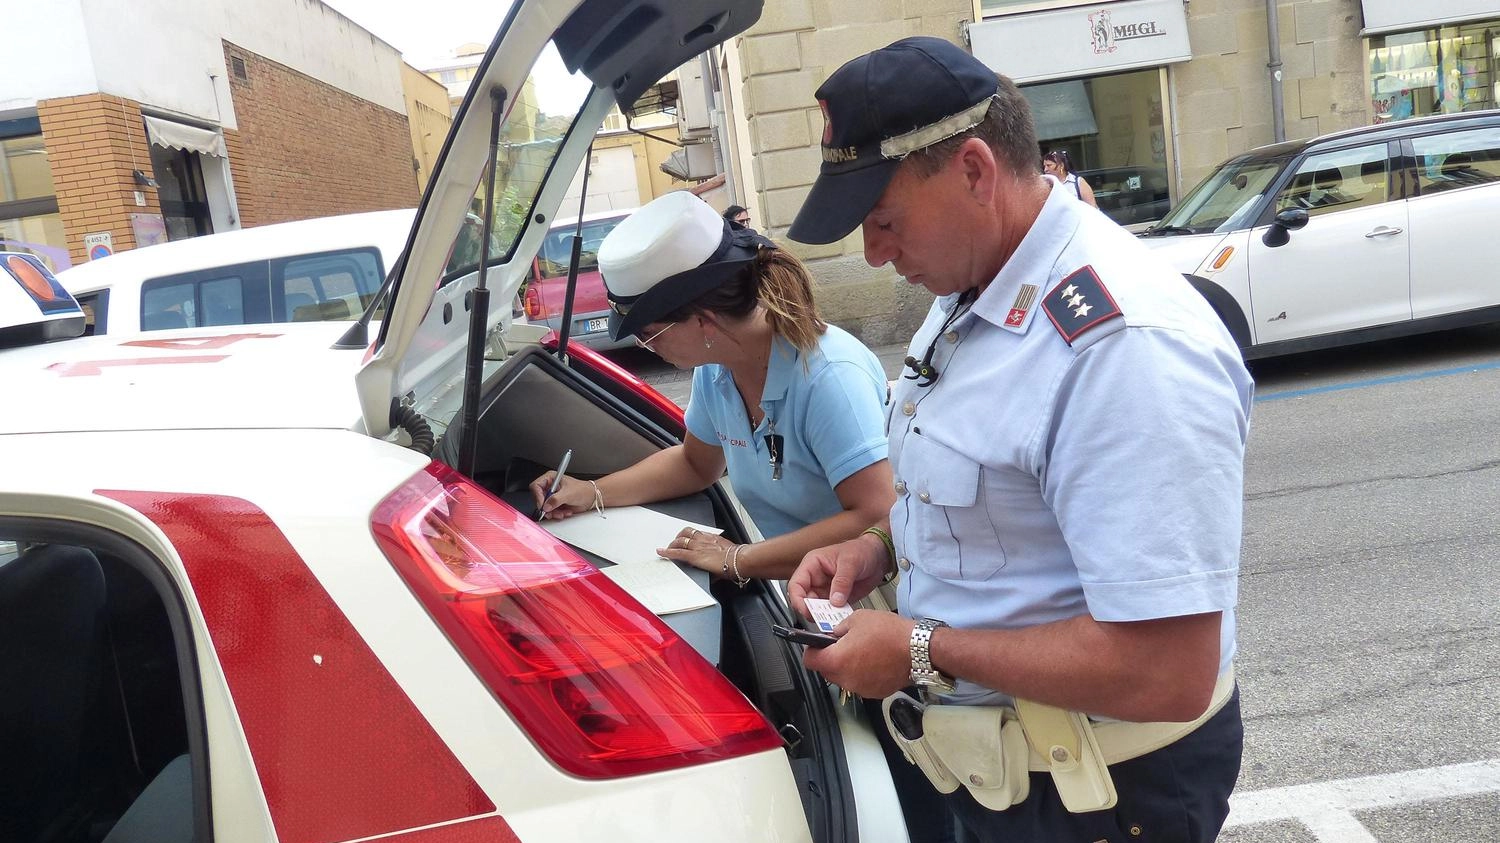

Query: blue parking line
[[1256, 360, 1500, 402]]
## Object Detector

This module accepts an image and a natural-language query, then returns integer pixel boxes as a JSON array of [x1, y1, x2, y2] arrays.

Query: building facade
[[401, 64, 454, 194], [731, 0, 1500, 343], [0, 0, 421, 271]]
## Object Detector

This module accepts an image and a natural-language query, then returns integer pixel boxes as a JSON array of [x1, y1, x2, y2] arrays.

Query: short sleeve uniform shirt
[[686, 325, 889, 540], [887, 189, 1255, 705]]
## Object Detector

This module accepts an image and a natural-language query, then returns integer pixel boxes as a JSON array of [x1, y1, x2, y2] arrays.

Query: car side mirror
[[1261, 207, 1310, 248]]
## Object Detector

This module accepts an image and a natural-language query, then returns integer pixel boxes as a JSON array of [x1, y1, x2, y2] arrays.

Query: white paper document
[[539, 506, 719, 565], [540, 506, 721, 615], [600, 559, 717, 615]]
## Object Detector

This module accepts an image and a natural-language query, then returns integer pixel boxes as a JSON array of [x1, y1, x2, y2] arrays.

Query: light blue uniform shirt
[[686, 325, 889, 540], [888, 188, 1255, 706]]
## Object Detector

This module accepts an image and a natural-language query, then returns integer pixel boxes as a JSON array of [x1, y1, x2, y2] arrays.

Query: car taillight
[[371, 462, 781, 778], [523, 284, 544, 320]]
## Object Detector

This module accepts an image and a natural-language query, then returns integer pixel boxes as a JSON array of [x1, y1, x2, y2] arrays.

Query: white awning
[[970, 0, 1191, 85], [1361, 0, 1497, 34], [143, 115, 227, 158]]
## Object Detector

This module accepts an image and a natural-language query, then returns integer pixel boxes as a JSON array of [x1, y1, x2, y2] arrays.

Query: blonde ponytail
[[753, 248, 826, 353]]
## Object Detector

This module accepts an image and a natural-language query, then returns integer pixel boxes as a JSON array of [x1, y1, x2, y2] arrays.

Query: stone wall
[[1172, 0, 1368, 191], [735, 0, 972, 346]]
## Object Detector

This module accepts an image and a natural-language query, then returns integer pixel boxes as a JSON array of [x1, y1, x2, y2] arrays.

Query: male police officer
[[786, 37, 1254, 842]]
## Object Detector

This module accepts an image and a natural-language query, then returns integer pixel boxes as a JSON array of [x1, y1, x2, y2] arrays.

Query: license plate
[[582, 317, 609, 333]]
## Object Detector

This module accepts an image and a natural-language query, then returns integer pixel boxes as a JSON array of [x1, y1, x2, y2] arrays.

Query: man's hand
[[801, 610, 916, 699], [788, 532, 888, 617]]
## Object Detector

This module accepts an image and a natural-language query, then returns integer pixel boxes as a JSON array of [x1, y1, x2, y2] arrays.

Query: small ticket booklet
[[803, 597, 854, 632]]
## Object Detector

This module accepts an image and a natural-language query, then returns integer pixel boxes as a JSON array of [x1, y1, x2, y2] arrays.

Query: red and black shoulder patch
[[1042, 266, 1122, 345]]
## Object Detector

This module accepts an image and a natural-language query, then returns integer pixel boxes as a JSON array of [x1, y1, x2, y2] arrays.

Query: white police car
[[0, 3, 909, 842]]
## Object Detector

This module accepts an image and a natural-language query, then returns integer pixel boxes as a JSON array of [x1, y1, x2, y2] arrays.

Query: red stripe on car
[[101, 489, 506, 843]]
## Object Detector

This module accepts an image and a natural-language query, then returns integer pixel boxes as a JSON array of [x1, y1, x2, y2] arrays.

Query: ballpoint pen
[[535, 448, 573, 521]]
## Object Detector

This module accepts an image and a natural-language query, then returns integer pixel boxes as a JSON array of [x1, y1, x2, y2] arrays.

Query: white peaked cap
[[598, 191, 722, 297], [599, 190, 774, 340]]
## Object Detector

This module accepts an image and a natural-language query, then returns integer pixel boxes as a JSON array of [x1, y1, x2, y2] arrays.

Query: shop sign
[[971, 0, 1191, 84], [1361, 0, 1496, 34]]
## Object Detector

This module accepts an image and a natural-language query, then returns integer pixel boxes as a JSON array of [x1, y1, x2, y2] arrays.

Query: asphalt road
[[612, 324, 1500, 841]]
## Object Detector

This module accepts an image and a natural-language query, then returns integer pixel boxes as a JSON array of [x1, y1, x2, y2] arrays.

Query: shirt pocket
[[899, 432, 1007, 581]]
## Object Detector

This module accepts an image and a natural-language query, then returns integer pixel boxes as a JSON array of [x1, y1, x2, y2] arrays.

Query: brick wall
[[1173, 0, 1368, 192], [736, 0, 971, 345], [223, 41, 417, 228], [37, 94, 163, 266]]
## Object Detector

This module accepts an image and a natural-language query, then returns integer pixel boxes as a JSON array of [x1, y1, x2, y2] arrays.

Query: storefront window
[[0, 123, 69, 271], [1022, 68, 1171, 225], [1369, 21, 1497, 122]]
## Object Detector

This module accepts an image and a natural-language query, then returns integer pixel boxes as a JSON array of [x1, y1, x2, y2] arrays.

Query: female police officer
[[531, 191, 894, 582]]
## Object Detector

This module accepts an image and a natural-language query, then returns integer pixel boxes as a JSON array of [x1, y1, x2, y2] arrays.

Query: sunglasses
[[634, 321, 676, 351]]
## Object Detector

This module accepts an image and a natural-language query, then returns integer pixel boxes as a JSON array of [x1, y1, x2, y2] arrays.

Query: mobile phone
[[771, 624, 838, 648]]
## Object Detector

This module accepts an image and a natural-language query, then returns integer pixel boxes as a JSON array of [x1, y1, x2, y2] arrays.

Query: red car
[[521, 209, 635, 350]]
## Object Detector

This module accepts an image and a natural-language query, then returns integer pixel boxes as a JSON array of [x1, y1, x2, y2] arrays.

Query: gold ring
[[684, 535, 692, 548]]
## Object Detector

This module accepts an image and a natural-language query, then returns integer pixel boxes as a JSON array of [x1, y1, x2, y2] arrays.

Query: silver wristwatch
[[909, 617, 955, 693]]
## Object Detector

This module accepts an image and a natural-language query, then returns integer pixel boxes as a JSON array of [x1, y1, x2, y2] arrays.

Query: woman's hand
[[529, 472, 596, 520], [656, 527, 738, 577]]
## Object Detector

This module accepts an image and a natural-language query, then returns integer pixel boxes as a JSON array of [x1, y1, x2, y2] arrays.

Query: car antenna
[[552, 141, 594, 364], [456, 85, 508, 478], [332, 251, 404, 350]]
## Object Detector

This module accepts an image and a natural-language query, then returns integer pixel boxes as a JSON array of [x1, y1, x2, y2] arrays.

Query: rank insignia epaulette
[[1042, 265, 1122, 345]]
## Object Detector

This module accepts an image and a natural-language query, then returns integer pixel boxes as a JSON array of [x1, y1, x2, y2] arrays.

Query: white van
[[58, 209, 414, 335]]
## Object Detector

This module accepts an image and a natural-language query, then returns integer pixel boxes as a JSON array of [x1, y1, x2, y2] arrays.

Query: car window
[[1154, 157, 1284, 233], [75, 290, 106, 335], [0, 529, 200, 842], [1413, 127, 1500, 195], [533, 216, 624, 281], [199, 276, 244, 326], [275, 250, 381, 321], [141, 281, 197, 330], [440, 43, 592, 285], [1274, 144, 1389, 217]]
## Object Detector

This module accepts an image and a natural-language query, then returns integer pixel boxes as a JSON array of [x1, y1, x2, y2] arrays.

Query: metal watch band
[[910, 617, 955, 693]]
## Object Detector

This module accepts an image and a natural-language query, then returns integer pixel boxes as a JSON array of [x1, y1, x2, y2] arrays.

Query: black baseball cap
[[788, 37, 1000, 245]]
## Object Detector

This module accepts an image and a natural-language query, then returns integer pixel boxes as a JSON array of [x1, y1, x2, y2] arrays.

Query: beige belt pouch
[[921, 704, 1032, 811]]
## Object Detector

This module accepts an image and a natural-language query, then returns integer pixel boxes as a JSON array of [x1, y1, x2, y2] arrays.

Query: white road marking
[[1226, 759, 1500, 841]]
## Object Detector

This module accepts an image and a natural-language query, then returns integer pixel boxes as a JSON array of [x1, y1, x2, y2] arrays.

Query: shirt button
[[918, 491, 931, 504], [944, 330, 959, 343], [897, 557, 911, 571], [895, 480, 908, 495], [901, 401, 916, 416]]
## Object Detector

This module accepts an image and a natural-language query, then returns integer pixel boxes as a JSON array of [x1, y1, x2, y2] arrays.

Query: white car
[[0, 3, 909, 842], [57, 208, 415, 334], [1140, 110, 1500, 359]]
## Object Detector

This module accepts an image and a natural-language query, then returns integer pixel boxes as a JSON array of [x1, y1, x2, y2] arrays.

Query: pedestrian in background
[[786, 36, 1253, 843], [1043, 149, 1099, 207], [723, 204, 752, 228]]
